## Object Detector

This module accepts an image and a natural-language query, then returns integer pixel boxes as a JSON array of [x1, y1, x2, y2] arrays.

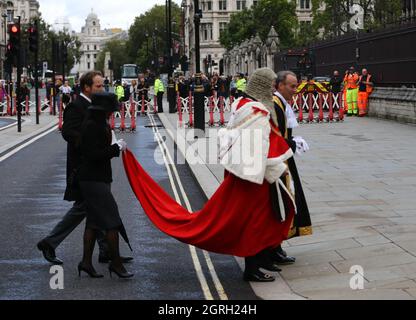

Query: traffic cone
[[219, 96, 225, 126], [120, 103, 126, 131], [177, 92, 183, 127], [6, 95, 11, 116], [327, 93, 334, 122], [209, 96, 214, 126], [318, 94, 324, 123], [58, 100, 63, 131], [188, 91, 193, 128], [25, 95, 30, 116], [307, 93, 314, 123], [298, 94, 304, 123]]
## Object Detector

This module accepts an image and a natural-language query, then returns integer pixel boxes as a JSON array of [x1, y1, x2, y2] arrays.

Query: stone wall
[[369, 87, 416, 125]]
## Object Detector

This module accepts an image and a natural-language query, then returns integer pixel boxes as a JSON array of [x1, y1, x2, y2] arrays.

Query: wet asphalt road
[[0, 114, 257, 300]]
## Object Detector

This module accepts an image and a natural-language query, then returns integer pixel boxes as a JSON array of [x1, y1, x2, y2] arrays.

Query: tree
[[220, 0, 298, 50], [21, 16, 81, 74], [311, 0, 403, 38], [96, 39, 130, 80], [126, 3, 182, 72]]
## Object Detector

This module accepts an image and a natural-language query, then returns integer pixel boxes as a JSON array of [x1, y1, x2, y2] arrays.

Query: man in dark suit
[[271, 70, 313, 265], [37, 71, 133, 265]]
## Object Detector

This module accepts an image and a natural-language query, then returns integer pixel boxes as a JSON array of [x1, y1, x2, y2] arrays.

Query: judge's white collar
[[274, 91, 299, 129]]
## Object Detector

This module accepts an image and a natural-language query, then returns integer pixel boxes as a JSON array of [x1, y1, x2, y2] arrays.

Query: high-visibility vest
[[344, 73, 359, 89], [359, 74, 373, 94], [154, 79, 165, 94], [115, 85, 124, 100], [236, 78, 246, 92]]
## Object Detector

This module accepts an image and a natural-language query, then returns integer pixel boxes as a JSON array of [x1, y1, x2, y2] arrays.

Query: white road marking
[[147, 114, 214, 300], [0, 125, 58, 163]]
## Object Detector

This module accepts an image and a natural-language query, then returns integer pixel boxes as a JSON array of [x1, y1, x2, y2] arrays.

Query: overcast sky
[[39, 0, 182, 33]]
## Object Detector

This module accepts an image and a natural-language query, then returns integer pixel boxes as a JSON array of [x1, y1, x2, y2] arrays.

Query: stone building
[[0, 0, 40, 78], [72, 9, 127, 76], [183, 0, 317, 75]]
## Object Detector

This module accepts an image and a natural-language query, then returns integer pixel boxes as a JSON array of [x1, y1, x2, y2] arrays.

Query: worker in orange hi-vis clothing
[[358, 69, 374, 117], [343, 66, 360, 116]]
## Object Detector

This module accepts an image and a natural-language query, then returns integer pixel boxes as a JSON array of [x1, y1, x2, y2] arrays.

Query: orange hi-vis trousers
[[358, 91, 369, 117]]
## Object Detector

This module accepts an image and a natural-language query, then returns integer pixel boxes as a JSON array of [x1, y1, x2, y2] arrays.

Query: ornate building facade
[[183, 0, 316, 75], [72, 10, 127, 76], [0, 0, 40, 78]]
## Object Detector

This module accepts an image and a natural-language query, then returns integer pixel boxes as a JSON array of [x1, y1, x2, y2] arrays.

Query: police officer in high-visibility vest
[[343, 66, 360, 116], [154, 75, 165, 113], [357, 68, 374, 117], [235, 73, 247, 98], [115, 81, 125, 102]]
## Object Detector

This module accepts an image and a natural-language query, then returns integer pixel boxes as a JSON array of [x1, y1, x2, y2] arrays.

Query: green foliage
[[220, 0, 298, 50], [96, 39, 130, 79], [22, 15, 81, 73], [311, 0, 404, 38], [126, 3, 181, 72]]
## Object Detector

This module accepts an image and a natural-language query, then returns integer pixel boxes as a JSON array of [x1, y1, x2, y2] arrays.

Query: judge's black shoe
[[37, 240, 63, 265], [98, 255, 133, 264], [273, 251, 296, 265], [243, 270, 275, 282]]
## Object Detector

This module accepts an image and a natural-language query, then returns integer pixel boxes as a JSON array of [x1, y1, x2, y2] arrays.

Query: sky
[[39, 0, 182, 33]]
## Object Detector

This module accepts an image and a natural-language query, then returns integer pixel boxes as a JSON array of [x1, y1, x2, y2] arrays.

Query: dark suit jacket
[[78, 113, 120, 183], [61, 95, 91, 201]]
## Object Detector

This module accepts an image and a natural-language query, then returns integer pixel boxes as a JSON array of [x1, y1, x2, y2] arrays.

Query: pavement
[[1, 97, 416, 300], [158, 100, 416, 300]]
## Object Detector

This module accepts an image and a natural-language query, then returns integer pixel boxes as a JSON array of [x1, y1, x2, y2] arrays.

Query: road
[[0, 113, 257, 300]]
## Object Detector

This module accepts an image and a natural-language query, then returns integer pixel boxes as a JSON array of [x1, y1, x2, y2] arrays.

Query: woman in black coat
[[77, 92, 133, 279]]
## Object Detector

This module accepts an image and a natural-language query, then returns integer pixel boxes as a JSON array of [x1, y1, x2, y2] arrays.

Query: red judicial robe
[[122, 97, 296, 257]]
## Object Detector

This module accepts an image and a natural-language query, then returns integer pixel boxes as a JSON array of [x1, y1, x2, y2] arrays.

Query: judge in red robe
[[122, 68, 296, 282]]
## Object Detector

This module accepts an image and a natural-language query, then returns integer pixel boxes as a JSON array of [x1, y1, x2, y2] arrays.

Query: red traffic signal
[[9, 24, 20, 34]]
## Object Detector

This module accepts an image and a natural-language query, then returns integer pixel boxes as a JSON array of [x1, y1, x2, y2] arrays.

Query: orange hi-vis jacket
[[359, 74, 373, 94], [344, 73, 359, 89]]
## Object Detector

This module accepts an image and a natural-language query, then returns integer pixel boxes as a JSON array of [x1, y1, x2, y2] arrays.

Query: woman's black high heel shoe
[[109, 264, 134, 279], [78, 262, 104, 278]]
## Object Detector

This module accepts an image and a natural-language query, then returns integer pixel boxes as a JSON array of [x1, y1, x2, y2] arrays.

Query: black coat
[[272, 96, 312, 237], [61, 95, 91, 201], [78, 112, 120, 183]]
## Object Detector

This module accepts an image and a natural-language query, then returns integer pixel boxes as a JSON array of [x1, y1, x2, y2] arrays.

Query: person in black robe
[[270, 70, 313, 265], [77, 92, 133, 279]]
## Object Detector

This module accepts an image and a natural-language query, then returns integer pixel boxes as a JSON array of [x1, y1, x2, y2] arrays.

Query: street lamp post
[[193, 0, 205, 136]]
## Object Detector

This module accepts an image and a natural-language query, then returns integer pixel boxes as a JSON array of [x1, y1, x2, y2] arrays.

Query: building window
[[94, 45, 97, 50], [299, 20, 311, 32], [87, 54, 90, 59], [253, 0, 258, 7], [201, 23, 213, 41], [6, 10, 14, 23], [92, 21, 96, 26], [219, 22, 227, 36], [87, 45, 90, 50], [236, 0, 247, 11], [94, 54, 97, 59], [87, 62, 91, 69], [202, 1, 212, 11], [299, 0, 311, 9], [219, 0, 227, 11]]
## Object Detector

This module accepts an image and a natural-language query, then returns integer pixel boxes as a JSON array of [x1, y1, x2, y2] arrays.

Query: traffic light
[[8, 23, 21, 60], [28, 24, 38, 53]]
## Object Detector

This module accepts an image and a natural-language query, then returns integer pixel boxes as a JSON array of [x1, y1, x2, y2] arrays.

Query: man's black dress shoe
[[259, 261, 282, 272], [37, 240, 63, 265], [98, 255, 134, 264], [273, 251, 296, 265], [243, 270, 275, 282]]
